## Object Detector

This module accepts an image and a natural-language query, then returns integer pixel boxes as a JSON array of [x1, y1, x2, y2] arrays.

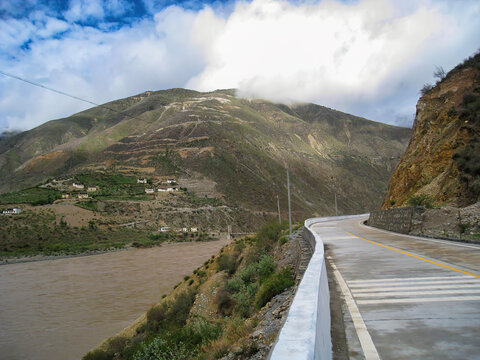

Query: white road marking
[[349, 279, 479, 288], [347, 275, 471, 284], [351, 283, 480, 293], [354, 289, 480, 297], [357, 296, 480, 305], [329, 259, 380, 360]]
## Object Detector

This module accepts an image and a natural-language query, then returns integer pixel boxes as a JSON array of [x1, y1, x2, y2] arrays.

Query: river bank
[[0, 236, 226, 266], [0, 238, 230, 360]]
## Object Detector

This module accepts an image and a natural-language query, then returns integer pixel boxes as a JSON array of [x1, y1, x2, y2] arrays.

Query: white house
[[77, 193, 89, 199], [160, 226, 170, 232], [137, 178, 147, 184], [73, 183, 84, 189], [166, 179, 176, 184], [61, 194, 71, 199], [190, 227, 198, 233], [145, 188, 155, 194], [158, 188, 167, 192], [2, 208, 21, 215], [87, 187, 97, 192]]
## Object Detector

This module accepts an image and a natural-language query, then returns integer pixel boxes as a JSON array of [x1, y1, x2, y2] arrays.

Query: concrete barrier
[[269, 214, 368, 360]]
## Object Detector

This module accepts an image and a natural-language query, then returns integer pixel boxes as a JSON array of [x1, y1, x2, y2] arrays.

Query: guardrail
[[269, 214, 368, 360]]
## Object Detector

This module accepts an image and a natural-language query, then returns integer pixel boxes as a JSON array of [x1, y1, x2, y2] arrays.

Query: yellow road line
[[346, 232, 480, 279]]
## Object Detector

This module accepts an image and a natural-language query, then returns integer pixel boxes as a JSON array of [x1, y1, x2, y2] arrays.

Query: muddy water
[[0, 239, 229, 360]]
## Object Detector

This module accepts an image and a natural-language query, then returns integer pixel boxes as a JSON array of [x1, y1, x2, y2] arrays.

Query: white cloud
[[0, 0, 479, 131], [0, 7, 204, 131], [64, 0, 105, 22], [187, 0, 480, 124]]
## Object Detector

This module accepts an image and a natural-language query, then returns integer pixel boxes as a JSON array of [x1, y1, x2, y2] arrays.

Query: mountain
[[0, 88, 410, 224], [383, 51, 480, 208]]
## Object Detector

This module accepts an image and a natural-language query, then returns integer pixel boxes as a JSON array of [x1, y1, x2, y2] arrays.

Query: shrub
[[183, 316, 221, 346], [256, 255, 275, 281], [146, 304, 167, 331], [106, 336, 128, 354], [407, 194, 434, 208], [231, 289, 253, 318], [420, 83, 434, 95], [236, 264, 256, 284], [459, 223, 469, 234], [255, 267, 294, 309], [279, 235, 288, 246], [226, 277, 244, 293], [132, 337, 193, 360], [82, 349, 113, 360], [215, 287, 234, 316], [216, 253, 238, 275]]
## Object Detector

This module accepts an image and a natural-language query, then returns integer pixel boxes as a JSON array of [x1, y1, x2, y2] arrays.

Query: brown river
[[0, 239, 229, 360]]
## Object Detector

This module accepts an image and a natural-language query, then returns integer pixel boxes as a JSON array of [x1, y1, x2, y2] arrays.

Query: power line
[[0, 70, 129, 118]]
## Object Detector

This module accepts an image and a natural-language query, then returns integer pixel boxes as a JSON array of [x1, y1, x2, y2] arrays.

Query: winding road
[[311, 216, 480, 359]]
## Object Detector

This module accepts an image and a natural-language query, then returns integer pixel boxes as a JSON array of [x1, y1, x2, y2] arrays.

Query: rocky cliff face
[[383, 52, 480, 208]]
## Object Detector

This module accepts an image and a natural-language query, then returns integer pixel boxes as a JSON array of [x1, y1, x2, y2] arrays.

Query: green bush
[[82, 349, 113, 360], [256, 255, 275, 281], [226, 277, 244, 293], [165, 290, 196, 327], [215, 287, 234, 316], [216, 253, 238, 275], [132, 337, 192, 360], [255, 267, 295, 309], [407, 194, 434, 208], [146, 304, 167, 331]]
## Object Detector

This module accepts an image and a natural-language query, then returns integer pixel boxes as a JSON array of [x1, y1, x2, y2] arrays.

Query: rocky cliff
[[383, 51, 480, 208]]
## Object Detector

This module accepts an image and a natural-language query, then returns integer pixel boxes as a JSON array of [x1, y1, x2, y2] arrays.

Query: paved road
[[311, 216, 480, 360]]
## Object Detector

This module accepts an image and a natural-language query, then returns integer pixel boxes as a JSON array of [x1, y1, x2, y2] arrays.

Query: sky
[[0, 0, 479, 132]]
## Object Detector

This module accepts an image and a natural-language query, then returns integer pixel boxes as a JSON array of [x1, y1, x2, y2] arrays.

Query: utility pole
[[331, 176, 338, 217], [335, 192, 338, 217], [287, 164, 292, 238], [277, 194, 282, 224]]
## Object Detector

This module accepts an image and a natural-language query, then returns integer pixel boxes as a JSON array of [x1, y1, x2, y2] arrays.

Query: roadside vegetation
[[83, 220, 295, 360]]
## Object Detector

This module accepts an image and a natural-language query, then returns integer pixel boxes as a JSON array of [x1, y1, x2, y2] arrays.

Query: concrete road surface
[[311, 216, 480, 360]]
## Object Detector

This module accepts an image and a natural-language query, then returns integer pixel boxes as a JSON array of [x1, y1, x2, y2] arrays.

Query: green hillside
[[0, 88, 410, 224]]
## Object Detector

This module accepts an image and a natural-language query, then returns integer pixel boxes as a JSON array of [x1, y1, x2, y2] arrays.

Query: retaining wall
[[269, 214, 367, 360], [367, 207, 424, 234]]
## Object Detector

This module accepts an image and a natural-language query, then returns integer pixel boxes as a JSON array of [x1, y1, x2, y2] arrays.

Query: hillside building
[[2, 208, 22, 215], [77, 193, 89, 199], [137, 178, 147, 184], [73, 183, 84, 189]]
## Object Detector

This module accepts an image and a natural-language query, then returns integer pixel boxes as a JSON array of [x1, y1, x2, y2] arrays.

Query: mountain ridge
[[0, 89, 410, 222]]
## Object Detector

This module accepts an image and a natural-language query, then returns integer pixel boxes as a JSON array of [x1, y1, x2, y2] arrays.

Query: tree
[[433, 66, 446, 81]]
